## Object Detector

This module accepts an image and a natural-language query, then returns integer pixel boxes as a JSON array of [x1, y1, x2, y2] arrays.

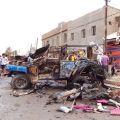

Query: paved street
[[0, 77, 120, 120]]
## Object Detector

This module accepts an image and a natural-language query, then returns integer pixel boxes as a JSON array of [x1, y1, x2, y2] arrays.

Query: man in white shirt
[[97, 53, 103, 65], [1, 54, 9, 75], [27, 53, 33, 64]]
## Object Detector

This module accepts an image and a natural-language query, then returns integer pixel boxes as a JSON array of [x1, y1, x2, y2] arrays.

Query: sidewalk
[[105, 73, 120, 89]]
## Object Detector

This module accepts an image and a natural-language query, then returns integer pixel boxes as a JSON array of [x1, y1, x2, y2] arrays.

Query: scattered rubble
[[12, 89, 35, 97], [10, 74, 120, 117], [57, 99, 76, 113], [47, 87, 82, 104]]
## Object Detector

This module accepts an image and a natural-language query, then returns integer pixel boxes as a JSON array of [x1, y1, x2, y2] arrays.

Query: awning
[[107, 32, 120, 40]]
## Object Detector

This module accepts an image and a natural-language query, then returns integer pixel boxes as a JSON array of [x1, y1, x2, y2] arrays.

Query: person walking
[[97, 53, 103, 65], [1, 53, 9, 76], [27, 53, 33, 64], [101, 52, 109, 72], [107, 52, 114, 76]]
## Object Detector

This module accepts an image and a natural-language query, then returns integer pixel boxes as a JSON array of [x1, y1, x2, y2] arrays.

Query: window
[[81, 29, 86, 38], [46, 40, 49, 45], [56, 36, 59, 46], [91, 26, 96, 36], [71, 33, 74, 40], [108, 21, 112, 25], [52, 39, 54, 46], [64, 33, 67, 43]]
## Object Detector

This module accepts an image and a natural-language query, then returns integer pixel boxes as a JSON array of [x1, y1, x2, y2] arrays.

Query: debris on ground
[[11, 80, 66, 97], [96, 103, 109, 112], [12, 89, 35, 97], [57, 99, 76, 113], [47, 88, 81, 104], [58, 106, 73, 113], [109, 99, 120, 107], [108, 89, 120, 101], [35, 80, 66, 89], [74, 104, 94, 111], [110, 108, 120, 115], [10, 74, 120, 117]]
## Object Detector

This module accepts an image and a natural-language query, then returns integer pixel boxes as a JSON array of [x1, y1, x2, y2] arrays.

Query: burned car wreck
[[6, 44, 108, 94]]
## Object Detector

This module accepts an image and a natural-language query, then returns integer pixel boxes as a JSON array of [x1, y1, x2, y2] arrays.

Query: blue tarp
[[6, 64, 27, 73]]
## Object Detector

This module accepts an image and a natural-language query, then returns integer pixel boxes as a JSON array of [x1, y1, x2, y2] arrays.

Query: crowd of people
[[0, 53, 9, 78], [65, 50, 117, 77], [65, 50, 86, 61], [0, 50, 117, 79], [97, 52, 116, 76]]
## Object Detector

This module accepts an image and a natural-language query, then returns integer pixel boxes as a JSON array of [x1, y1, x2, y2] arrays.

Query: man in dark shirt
[[108, 52, 114, 76]]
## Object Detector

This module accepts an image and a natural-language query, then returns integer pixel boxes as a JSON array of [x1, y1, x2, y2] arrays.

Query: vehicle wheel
[[11, 74, 31, 89]]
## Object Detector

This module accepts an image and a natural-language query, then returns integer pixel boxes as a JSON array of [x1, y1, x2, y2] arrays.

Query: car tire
[[11, 74, 31, 89]]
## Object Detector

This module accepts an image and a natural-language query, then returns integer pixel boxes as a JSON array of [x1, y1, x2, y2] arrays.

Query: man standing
[[108, 52, 114, 76], [101, 52, 109, 72], [1, 54, 9, 75], [27, 53, 33, 64], [97, 53, 103, 64]]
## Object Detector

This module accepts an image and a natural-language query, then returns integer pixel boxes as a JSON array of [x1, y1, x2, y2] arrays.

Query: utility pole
[[104, 0, 108, 52], [59, 23, 63, 46], [104, 0, 110, 52], [35, 38, 38, 50]]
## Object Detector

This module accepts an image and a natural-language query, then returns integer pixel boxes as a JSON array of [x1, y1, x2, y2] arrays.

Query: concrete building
[[42, 6, 120, 51], [42, 21, 70, 47]]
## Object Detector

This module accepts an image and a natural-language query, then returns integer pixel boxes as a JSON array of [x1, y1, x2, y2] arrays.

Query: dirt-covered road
[[0, 77, 120, 120]]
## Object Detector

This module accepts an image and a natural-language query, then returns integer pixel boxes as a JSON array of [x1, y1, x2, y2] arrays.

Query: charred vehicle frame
[[6, 44, 108, 90]]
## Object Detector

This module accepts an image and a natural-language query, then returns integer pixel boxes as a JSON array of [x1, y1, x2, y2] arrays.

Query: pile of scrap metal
[[31, 45, 60, 74], [47, 84, 120, 105], [10, 44, 51, 66], [9, 55, 28, 65]]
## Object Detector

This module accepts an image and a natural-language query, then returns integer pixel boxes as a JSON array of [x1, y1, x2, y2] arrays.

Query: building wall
[[67, 6, 120, 46], [42, 22, 69, 47], [42, 6, 120, 47]]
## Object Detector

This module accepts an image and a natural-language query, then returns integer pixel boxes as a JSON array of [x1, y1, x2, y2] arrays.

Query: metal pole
[[60, 23, 63, 46], [36, 38, 38, 50], [104, 0, 108, 52]]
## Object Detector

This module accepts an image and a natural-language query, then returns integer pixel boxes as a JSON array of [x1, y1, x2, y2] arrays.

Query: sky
[[0, 0, 120, 55]]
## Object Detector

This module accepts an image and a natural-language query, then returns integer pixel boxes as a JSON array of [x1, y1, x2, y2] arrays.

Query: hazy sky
[[0, 0, 120, 55]]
